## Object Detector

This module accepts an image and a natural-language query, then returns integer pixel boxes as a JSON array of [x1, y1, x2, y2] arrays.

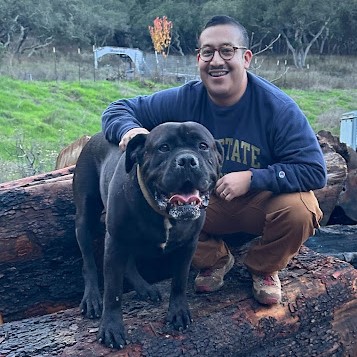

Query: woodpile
[[0, 131, 356, 356], [0, 245, 356, 356]]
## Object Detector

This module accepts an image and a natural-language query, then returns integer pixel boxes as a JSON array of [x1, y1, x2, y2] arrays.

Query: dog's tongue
[[169, 192, 202, 205]]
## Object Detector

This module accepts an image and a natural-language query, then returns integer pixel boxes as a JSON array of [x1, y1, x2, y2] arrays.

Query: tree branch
[[253, 34, 281, 56]]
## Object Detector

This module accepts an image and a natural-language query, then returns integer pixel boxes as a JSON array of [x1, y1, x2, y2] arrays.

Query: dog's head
[[126, 122, 223, 221]]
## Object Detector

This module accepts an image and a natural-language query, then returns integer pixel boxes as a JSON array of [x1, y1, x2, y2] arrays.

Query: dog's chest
[[157, 217, 198, 253]]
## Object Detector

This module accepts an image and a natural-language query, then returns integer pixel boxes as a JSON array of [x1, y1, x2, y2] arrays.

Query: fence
[[0, 47, 200, 83], [0, 46, 356, 89]]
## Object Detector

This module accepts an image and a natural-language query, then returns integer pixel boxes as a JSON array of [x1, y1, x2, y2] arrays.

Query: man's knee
[[267, 192, 321, 233]]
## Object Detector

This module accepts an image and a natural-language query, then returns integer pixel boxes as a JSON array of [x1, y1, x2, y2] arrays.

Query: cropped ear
[[215, 140, 224, 167], [125, 134, 147, 173]]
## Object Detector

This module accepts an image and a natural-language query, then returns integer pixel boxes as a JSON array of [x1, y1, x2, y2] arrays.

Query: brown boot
[[194, 252, 235, 293]]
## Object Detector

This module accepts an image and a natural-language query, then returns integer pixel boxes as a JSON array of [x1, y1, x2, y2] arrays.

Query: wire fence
[[0, 46, 356, 89], [0, 47, 200, 83]]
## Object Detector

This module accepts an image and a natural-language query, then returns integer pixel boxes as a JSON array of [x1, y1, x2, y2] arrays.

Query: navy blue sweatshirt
[[102, 72, 327, 193]]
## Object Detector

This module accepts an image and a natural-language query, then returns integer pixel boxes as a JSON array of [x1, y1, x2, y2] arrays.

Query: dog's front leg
[[166, 241, 197, 331], [98, 232, 128, 349], [125, 255, 162, 302]]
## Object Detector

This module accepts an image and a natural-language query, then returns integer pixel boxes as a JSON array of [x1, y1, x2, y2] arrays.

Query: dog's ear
[[125, 134, 147, 172]]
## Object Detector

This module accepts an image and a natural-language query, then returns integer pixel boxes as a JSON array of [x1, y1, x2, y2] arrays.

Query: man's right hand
[[119, 127, 149, 151]]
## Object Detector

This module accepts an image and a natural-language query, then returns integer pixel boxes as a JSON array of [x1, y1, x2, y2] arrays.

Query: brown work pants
[[192, 190, 322, 274]]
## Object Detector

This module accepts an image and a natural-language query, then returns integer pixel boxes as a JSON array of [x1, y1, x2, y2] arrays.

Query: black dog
[[73, 121, 223, 349]]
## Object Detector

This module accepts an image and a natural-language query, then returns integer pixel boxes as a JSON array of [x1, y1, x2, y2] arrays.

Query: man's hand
[[119, 128, 149, 151], [216, 171, 252, 201]]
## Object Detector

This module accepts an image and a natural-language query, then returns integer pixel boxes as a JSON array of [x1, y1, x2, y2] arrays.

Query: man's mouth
[[208, 69, 229, 77]]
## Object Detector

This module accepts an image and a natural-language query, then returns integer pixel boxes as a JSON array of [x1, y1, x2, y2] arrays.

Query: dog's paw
[[98, 317, 128, 349], [166, 298, 192, 331], [80, 289, 102, 319], [136, 285, 162, 302]]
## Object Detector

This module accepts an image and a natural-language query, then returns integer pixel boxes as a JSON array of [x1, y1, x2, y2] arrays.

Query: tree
[[240, 0, 337, 68], [148, 16, 173, 62], [0, 0, 131, 56]]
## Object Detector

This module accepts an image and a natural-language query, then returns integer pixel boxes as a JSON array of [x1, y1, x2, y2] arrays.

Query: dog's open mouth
[[155, 189, 210, 220]]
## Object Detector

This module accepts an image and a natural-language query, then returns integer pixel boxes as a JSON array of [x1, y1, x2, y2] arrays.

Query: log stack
[[0, 246, 356, 356], [0, 131, 356, 356]]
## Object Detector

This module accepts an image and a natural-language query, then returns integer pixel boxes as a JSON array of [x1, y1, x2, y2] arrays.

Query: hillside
[[0, 76, 356, 182]]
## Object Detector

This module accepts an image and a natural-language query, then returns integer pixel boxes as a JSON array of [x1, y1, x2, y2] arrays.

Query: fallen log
[[305, 225, 357, 267], [0, 247, 356, 357], [317, 130, 357, 224], [336, 168, 357, 222], [0, 147, 355, 322], [314, 135, 347, 225], [55, 135, 91, 170], [0, 166, 81, 322]]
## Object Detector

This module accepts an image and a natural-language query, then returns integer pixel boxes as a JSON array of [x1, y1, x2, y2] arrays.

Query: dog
[[73, 121, 223, 349]]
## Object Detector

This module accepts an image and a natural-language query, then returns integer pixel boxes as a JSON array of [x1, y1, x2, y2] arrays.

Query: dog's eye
[[159, 144, 170, 152], [199, 142, 209, 150]]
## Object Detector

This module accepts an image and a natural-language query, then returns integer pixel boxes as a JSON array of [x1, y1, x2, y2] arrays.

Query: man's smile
[[208, 69, 229, 77]]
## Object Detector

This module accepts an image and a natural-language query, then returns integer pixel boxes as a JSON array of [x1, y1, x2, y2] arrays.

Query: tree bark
[[0, 247, 356, 357], [0, 141, 356, 323], [0, 155, 356, 356], [314, 133, 348, 225], [317, 130, 357, 224]]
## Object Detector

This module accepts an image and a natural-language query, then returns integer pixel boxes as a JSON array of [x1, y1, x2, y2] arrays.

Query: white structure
[[340, 111, 357, 150], [93, 46, 145, 73]]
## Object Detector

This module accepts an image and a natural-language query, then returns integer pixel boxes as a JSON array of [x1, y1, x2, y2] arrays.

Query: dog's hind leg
[[75, 193, 104, 319], [125, 256, 162, 302]]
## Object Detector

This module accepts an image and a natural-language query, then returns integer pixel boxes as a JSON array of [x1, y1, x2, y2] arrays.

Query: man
[[101, 15, 326, 305]]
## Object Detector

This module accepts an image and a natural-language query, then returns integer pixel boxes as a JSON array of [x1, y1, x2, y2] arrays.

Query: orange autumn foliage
[[148, 16, 173, 58]]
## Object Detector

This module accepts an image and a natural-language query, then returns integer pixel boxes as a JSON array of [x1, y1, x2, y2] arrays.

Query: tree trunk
[[0, 246, 356, 357]]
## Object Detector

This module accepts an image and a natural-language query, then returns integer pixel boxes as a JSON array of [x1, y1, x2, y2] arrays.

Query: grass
[[0, 77, 168, 155], [285, 89, 357, 133], [0, 75, 356, 182]]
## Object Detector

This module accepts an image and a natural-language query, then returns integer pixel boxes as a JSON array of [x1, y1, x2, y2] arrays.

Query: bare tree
[[281, 20, 330, 68]]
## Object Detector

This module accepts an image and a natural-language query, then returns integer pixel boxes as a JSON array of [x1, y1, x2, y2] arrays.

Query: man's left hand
[[216, 171, 252, 201]]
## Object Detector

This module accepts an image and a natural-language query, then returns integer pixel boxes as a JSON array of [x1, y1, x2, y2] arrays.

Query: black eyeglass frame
[[196, 45, 248, 62]]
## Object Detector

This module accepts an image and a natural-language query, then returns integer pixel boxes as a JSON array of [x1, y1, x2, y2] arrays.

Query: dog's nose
[[176, 153, 199, 168]]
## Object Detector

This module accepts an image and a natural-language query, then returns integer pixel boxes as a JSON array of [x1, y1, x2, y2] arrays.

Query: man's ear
[[125, 134, 147, 173]]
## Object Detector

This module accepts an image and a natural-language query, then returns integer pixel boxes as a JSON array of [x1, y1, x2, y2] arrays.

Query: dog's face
[[126, 122, 223, 220]]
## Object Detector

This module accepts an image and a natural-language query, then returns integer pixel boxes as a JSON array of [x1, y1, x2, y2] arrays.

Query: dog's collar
[[136, 165, 169, 217]]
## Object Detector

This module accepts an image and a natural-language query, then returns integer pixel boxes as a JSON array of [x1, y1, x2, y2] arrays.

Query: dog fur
[[73, 122, 223, 349]]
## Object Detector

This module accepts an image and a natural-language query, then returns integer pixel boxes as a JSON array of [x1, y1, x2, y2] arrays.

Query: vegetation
[[1, 0, 356, 66], [0, 76, 356, 183], [0, 77, 171, 181]]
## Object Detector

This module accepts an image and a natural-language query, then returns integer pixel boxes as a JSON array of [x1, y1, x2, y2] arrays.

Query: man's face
[[197, 24, 253, 106]]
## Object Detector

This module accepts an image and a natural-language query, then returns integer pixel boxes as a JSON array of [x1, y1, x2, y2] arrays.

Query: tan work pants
[[192, 190, 322, 274]]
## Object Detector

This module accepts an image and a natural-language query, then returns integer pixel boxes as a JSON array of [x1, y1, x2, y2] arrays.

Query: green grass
[[0, 77, 169, 156], [285, 89, 357, 130], [0, 75, 356, 182]]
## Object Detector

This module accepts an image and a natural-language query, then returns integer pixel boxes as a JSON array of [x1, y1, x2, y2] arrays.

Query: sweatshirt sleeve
[[101, 84, 197, 145], [249, 103, 327, 193]]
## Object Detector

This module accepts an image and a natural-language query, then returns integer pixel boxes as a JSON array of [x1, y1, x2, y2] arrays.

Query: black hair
[[201, 15, 249, 48]]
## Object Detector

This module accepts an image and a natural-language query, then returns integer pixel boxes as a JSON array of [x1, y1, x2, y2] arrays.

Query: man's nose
[[210, 49, 225, 65]]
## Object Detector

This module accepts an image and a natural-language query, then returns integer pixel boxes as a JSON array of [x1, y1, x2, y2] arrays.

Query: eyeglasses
[[197, 45, 247, 62]]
